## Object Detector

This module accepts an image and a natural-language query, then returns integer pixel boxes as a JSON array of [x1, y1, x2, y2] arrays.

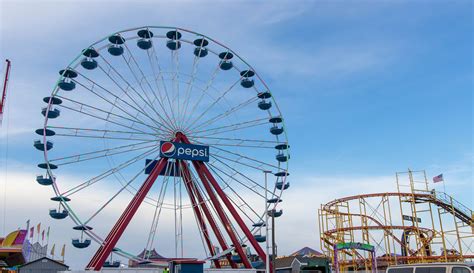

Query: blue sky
[[0, 0, 472, 269]]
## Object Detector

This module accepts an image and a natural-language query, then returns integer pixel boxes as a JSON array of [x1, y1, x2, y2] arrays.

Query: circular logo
[[160, 142, 176, 157]]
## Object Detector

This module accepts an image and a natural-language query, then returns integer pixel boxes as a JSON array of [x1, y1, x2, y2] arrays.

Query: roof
[[274, 255, 328, 269], [274, 256, 297, 269], [290, 247, 323, 257], [136, 248, 168, 261], [18, 257, 68, 269]]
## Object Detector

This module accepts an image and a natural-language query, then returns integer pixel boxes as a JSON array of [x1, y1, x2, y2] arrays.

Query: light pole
[[263, 170, 272, 273]]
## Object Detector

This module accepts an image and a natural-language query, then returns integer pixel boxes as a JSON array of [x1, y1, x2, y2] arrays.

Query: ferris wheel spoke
[[180, 53, 203, 130], [191, 135, 279, 144], [70, 74, 163, 134], [209, 145, 282, 170], [190, 165, 246, 246], [97, 56, 175, 133], [182, 64, 221, 127], [142, 47, 183, 133], [83, 153, 162, 225], [187, 96, 258, 133], [149, 45, 179, 131], [185, 77, 242, 132], [211, 154, 266, 172], [170, 40, 181, 130], [204, 143, 273, 149], [193, 124, 270, 140], [192, 117, 268, 135], [122, 43, 179, 131], [47, 125, 160, 138], [145, 163, 173, 257], [207, 163, 262, 223], [207, 157, 276, 198], [52, 142, 157, 166], [61, 146, 158, 197], [144, 49, 176, 130], [53, 133, 156, 142], [205, 161, 268, 200], [56, 95, 157, 134], [49, 139, 155, 162], [56, 102, 154, 135]]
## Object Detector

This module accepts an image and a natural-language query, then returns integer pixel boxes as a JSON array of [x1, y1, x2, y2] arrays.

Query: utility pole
[[263, 170, 271, 273]]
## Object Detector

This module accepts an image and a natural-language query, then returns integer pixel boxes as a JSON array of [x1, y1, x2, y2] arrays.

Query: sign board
[[160, 141, 209, 162], [335, 242, 374, 252], [402, 215, 422, 223], [145, 159, 181, 176]]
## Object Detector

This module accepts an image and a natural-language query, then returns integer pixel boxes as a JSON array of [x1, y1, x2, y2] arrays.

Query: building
[[273, 247, 330, 273], [18, 257, 68, 273], [128, 248, 168, 269]]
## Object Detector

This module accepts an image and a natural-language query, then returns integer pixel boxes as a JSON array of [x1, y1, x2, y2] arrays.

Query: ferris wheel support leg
[[196, 161, 271, 271], [180, 161, 221, 268], [86, 157, 169, 271], [191, 160, 252, 268], [181, 161, 238, 268]]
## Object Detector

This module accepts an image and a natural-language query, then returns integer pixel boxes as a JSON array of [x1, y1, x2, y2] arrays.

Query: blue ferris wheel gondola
[[72, 238, 91, 249], [193, 38, 209, 57], [270, 126, 284, 135], [42, 107, 60, 119], [276, 181, 290, 190], [43, 96, 62, 105], [34, 140, 53, 151], [36, 175, 53, 186], [240, 70, 255, 88], [166, 30, 182, 50], [49, 209, 69, 219], [38, 163, 57, 170], [51, 196, 71, 202], [267, 198, 282, 204], [254, 235, 266, 243], [267, 209, 283, 218], [218, 52, 233, 70], [58, 68, 77, 91], [35, 128, 56, 136], [81, 48, 99, 70]]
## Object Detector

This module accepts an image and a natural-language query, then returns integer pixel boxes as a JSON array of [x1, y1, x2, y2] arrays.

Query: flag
[[41, 230, 45, 241], [36, 223, 41, 234], [61, 244, 66, 257], [433, 174, 444, 183], [50, 244, 55, 256], [29, 227, 34, 238], [46, 226, 50, 240]]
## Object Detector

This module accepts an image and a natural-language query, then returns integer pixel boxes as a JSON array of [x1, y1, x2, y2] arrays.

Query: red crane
[[0, 59, 12, 124]]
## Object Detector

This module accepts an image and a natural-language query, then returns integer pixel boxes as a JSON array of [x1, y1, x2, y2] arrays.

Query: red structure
[[86, 132, 269, 271], [0, 59, 12, 123]]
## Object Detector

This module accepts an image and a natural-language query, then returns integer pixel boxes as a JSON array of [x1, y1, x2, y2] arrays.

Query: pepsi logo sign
[[159, 141, 209, 162], [160, 142, 176, 157]]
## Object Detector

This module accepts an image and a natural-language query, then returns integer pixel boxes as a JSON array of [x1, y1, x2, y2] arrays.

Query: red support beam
[[180, 160, 237, 268], [191, 160, 252, 268], [197, 161, 269, 268], [178, 133, 268, 269], [87, 157, 169, 270], [179, 160, 221, 268]]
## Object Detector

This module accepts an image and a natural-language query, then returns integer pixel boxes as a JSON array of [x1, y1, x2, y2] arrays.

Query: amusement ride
[[35, 26, 290, 270]]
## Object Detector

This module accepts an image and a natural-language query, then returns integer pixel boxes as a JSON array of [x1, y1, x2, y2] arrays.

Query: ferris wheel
[[35, 26, 290, 270]]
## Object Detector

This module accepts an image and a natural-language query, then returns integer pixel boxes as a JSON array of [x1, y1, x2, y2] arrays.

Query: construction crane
[[0, 59, 12, 125]]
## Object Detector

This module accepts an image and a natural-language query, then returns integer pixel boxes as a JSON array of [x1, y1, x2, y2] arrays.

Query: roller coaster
[[319, 170, 473, 272]]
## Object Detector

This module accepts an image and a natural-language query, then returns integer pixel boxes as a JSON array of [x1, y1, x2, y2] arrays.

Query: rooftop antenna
[[0, 59, 12, 125]]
